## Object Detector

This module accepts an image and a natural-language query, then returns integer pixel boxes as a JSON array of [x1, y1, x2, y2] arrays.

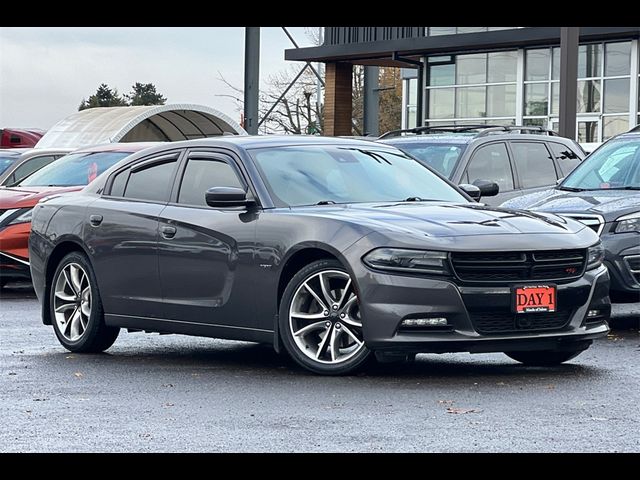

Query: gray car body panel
[[29, 136, 610, 354]]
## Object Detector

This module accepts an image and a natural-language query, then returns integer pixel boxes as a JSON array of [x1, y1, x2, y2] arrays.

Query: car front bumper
[[601, 231, 640, 300], [0, 222, 31, 283], [354, 264, 610, 354]]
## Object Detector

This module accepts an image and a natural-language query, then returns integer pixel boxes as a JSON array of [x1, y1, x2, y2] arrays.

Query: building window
[[523, 40, 633, 141], [425, 50, 517, 126]]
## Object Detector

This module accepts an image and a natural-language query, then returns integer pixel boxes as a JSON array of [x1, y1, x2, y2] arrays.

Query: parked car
[[29, 136, 609, 375], [501, 127, 640, 303], [0, 142, 157, 287], [0, 128, 44, 148], [379, 125, 585, 205], [0, 148, 74, 187], [0, 149, 26, 176]]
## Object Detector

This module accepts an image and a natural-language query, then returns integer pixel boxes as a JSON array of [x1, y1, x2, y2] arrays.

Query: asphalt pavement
[[1, 283, 638, 452]]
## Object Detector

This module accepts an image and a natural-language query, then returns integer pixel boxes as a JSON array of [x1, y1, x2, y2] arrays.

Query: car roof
[[116, 135, 402, 153], [71, 142, 163, 154], [381, 132, 576, 146], [0, 148, 30, 157]]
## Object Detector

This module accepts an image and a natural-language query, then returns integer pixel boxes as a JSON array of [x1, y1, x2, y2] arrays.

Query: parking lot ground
[[1, 283, 638, 452]]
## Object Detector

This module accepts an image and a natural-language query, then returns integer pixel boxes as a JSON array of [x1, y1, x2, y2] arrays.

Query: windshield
[[19, 151, 131, 187], [0, 155, 19, 175], [562, 138, 640, 190], [393, 143, 466, 177], [250, 145, 469, 207]]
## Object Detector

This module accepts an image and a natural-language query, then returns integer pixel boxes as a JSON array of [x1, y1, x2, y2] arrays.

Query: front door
[[157, 151, 260, 329]]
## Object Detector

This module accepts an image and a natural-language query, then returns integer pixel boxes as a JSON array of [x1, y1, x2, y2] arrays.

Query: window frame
[[507, 140, 559, 189], [168, 149, 257, 210], [462, 140, 516, 192], [173, 152, 248, 209], [104, 150, 183, 204]]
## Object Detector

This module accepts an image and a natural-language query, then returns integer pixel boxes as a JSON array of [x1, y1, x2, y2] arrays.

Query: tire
[[50, 251, 119, 353], [504, 349, 585, 366], [279, 259, 371, 375]]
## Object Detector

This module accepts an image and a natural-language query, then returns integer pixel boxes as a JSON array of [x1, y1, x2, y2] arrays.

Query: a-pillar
[[324, 62, 353, 136]]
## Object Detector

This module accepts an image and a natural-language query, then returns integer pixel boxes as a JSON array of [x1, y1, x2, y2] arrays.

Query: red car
[[0, 128, 44, 148], [0, 142, 158, 287]]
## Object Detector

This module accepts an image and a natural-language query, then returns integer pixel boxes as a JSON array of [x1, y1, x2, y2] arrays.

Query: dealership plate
[[513, 285, 556, 313]]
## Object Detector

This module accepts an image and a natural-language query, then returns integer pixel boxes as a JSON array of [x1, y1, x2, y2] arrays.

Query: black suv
[[379, 125, 585, 205], [502, 126, 640, 303]]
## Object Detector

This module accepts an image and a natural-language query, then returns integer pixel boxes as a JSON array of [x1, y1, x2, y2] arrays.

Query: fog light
[[401, 317, 448, 327], [587, 310, 600, 318]]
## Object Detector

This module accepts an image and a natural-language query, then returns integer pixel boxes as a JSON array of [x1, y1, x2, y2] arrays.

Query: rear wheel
[[50, 252, 119, 353], [279, 259, 371, 375], [504, 349, 584, 366]]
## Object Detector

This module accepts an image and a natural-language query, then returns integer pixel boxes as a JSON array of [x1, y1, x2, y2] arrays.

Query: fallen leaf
[[162, 383, 174, 388], [8, 372, 16, 376], [447, 407, 482, 414], [438, 400, 454, 405], [74, 372, 83, 378], [164, 403, 174, 407]]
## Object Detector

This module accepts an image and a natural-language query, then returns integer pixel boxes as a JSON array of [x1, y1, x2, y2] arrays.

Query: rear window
[[393, 143, 466, 177], [548, 142, 582, 176], [19, 151, 131, 187]]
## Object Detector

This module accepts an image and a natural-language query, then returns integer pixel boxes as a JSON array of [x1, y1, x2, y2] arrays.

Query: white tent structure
[[36, 104, 246, 149]]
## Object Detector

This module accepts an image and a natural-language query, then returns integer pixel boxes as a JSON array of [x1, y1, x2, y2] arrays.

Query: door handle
[[89, 214, 103, 227], [160, 225, 177, 239]]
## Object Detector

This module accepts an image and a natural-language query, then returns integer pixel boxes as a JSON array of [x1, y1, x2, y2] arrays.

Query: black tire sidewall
[[50, 252, 111, 352], [278, 259, 371, 375]]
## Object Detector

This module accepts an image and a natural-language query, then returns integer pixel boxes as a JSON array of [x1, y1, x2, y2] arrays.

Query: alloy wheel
[[53, 263, 92, 342], [288, 269, 364, 364]]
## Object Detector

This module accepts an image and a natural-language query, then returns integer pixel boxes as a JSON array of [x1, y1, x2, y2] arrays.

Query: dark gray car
[[29, 136, 609, 375], [380, 125, 585, 205], [501, 127, 640, 303]]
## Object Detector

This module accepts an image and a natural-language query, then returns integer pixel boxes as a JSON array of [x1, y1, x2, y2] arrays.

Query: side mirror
[[458, 183, 482, 201], [205, 187, 253, 208], [472, 179, 500, 197]]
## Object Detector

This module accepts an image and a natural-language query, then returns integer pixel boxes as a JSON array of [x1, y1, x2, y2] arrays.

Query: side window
[[466, 143, 514, 192], [109, 169, 129, 197], [511, 142, 557, 188], [548, 142, 582, 176], [178, 158, 244, 207], [12, 155, 56, 184], [124, 160, 178, 203]]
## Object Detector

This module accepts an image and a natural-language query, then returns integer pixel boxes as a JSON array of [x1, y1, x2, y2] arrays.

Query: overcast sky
[[0, 27, 316, 129]]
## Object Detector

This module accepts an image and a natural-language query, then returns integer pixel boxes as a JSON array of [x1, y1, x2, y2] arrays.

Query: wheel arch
[[42, 239, 92, 325]]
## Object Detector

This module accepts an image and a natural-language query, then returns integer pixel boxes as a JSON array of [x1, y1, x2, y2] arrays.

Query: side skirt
[[105, 314, 273, 344]]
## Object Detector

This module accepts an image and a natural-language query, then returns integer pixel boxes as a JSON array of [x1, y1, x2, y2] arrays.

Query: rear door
[[509, 141, 560, 198], [157, 150, 260, 329], [85, 151, 181, 319]]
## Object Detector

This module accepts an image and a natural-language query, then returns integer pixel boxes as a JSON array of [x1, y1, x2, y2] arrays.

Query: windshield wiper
[[315, 200, 337, 205], [606, 186, 640, 190], [402, 197, 438, 202], [556, 186, 585, 192]]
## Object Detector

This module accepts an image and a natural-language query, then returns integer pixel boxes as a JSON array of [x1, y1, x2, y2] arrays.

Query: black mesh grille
[[470, 309, 573, 334], [451, 249, 586, 283]]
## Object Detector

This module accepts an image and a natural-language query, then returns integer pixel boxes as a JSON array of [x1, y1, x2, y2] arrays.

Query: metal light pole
[[244, 27, 260, 135]]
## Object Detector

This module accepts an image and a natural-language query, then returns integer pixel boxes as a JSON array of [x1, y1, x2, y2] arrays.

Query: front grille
[[561, 214, 604, 235], [470, 309, 573, 334], [450, 249, 586, 283]]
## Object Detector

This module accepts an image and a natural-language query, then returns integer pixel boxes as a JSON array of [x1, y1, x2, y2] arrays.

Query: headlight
[[586, 242, 604, 270], [614, 212, 640, 233], [0, 207, 33, 227], [363, 248, 449, 275]]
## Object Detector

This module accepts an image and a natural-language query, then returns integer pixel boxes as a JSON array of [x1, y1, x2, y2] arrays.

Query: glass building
[[401, 31, 639, 142], [286, 27, 640, 140]]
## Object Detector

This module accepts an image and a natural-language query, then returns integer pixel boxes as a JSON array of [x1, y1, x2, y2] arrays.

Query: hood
[[501, 188, 640, 222], [0, 186, 81, 209], [291, 202, 585, 238]]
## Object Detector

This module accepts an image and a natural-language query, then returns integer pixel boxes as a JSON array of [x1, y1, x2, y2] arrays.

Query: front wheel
[[50, 252, 119, 353], [504, 349, 585, 366], [279, 259, 371, 375]]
